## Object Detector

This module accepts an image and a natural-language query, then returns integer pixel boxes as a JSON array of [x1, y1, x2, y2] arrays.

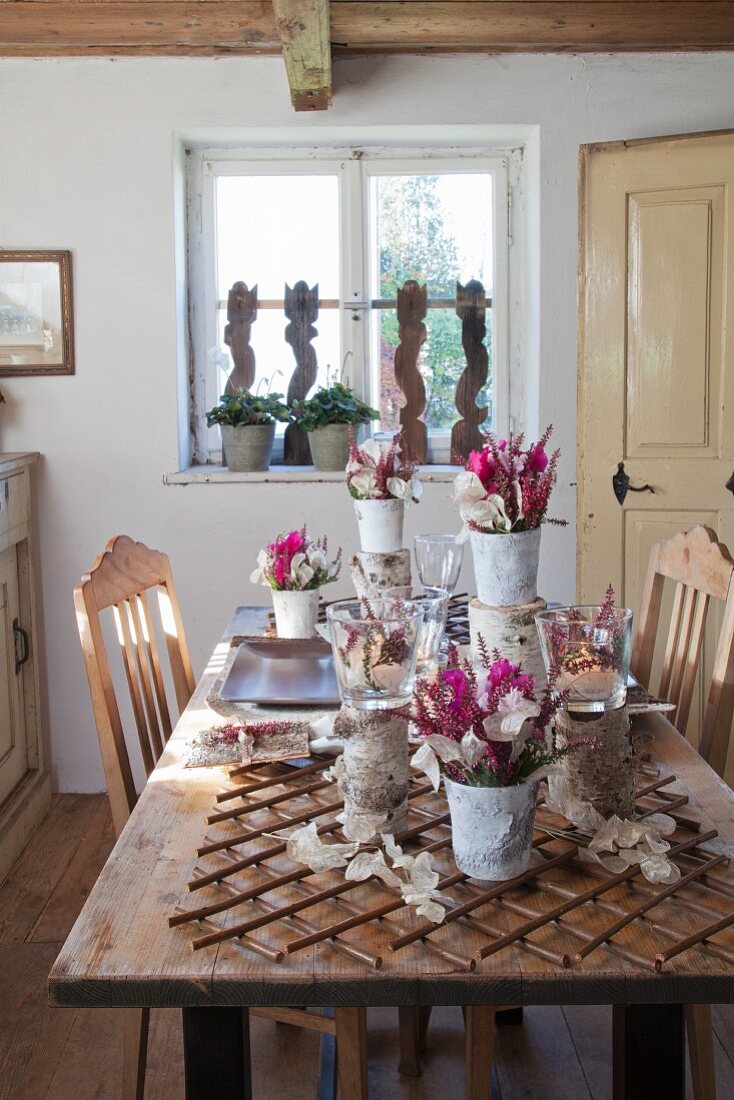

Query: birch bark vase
[[354, 498, 405, 553], [271, 589, 319, 639], [333, 705, 409, 836], [470, 526, 541, 606], [554, 705, 635, 819], [469, 597, 547, 687], [445, 778, 538, 882], [349, 549, 412, 599]]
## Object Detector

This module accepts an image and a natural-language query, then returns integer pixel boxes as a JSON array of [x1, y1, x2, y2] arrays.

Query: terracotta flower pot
[[445, 777, 538, 882]]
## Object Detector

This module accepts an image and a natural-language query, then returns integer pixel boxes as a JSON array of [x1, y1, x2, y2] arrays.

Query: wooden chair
[[630, 524, 734, 1100], [74, 535, 415, 1100]]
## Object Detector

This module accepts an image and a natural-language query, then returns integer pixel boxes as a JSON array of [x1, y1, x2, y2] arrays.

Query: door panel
[[579, 131, 734, 784], [0, 546, 27, 805]]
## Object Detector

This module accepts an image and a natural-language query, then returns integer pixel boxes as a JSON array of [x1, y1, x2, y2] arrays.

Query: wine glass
[[413, 534, 464, 596], [384, 586, 450, 677]]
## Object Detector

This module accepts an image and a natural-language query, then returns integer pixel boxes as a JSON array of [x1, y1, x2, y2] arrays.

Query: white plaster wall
[[0, 52, 733, 791]]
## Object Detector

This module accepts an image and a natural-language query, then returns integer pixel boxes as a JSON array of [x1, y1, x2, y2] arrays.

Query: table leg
[[334, 1006, 368, 1100], [612, 1003, 685, 1100], [182, 1006, 251, 1100]]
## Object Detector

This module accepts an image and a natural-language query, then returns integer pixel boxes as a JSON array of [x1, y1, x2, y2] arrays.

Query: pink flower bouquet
[[453, 426, 561, 541], [251, 527, 341, 591], [346, 433, 422, 503], [410, 642, 569, 789]]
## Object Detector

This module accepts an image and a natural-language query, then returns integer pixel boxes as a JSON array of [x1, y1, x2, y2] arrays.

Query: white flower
[[286, 822, 358, 873], [350, 470, 379, 498], [381, 834, 416, 871], [308, 547, 327, 573], [345, 849, 402, 887], [337, 809, 388, 843], [411, 735, 465, 791], [360, 437, 391, 464], [460, 729, 486, 768], [386, 476, 411, 500], [249, 548, 269, 585], [483, 690, 541, 760], [399, 851, 448, 924]]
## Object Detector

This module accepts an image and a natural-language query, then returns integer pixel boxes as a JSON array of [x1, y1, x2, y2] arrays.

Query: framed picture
[[0, 250, 74, 376]]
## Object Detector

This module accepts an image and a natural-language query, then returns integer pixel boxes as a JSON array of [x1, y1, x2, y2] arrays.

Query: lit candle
[[559, 642, 619, 704]]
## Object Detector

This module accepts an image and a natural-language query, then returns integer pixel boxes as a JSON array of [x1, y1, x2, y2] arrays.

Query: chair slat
[[127, 594, 165, 762], [668, 584, 697, 712], [659, 581, 686, 699], [675, 590, 709, 735], [137, 591, 173, 743], [115, 601, 156, 778]]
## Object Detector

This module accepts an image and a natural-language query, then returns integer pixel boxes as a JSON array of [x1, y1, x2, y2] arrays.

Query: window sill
[[163, 465, 460, 486]]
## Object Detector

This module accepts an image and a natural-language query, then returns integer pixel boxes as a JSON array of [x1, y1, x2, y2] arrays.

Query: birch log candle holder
[[468, 596, 547, 687], [349, 549, 412, 599], [333, 704, 410, 835], [554, 705, 635, 819]]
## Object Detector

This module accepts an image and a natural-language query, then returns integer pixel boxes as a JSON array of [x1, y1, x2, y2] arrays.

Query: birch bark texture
[[349, 549, 412, 599], [555, 705, 635, 818], [469, 596, 547, 687], [333, 704, 409, 836]]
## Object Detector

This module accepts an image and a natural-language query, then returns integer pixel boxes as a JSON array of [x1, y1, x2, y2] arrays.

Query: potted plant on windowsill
[[290, 382, 378, 471], [453, 427, 563, 606], [347, 434, 422, 553], [206, 388, 289, 472], [251, 527, 342, 638], [410, 644, 568, 881]]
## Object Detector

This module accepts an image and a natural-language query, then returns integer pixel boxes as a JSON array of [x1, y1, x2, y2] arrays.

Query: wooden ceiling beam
[[0, 2, 733, 57], [272, 0, 332, 111]]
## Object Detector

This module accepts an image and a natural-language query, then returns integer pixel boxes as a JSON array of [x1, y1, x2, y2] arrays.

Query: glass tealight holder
[[326, 598, 425, 710], [384, 586, 450, 678], [535, 605, 633, 714]]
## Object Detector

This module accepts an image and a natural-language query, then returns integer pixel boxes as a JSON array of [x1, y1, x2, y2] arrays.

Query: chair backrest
[[631, 525, 734, 777], [74, 535, 196, 836]]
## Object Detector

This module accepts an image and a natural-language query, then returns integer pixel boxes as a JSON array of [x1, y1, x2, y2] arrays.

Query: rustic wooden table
[[49, 609, 734, 1100]]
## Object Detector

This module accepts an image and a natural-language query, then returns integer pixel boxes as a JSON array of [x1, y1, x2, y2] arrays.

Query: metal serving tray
[[218, 637, 340, 706]]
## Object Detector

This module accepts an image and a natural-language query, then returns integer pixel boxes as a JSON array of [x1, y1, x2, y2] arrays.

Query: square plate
[[218, 637, 341, 706]]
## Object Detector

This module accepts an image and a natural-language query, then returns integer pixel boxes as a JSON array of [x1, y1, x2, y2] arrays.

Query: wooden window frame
[[186, 143, 519, 468]]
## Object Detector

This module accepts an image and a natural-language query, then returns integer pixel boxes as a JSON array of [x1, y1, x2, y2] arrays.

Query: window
[[186, 144, 516, 467]]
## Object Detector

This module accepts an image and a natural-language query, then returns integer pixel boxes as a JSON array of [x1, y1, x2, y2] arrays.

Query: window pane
[[374, 307, 493, 436], [216, 307, 341, 434], [369, 172, 494, 436], [216, 174, 340, 299]]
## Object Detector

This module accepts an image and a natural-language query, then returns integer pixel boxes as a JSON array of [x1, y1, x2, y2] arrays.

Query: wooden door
[[0, 545, 28, 804], [578, 131, 734, 770]]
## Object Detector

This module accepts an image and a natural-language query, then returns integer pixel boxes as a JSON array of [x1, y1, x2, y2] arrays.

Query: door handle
[[612, 462, 656, 505], [13, 618, 29, 675]]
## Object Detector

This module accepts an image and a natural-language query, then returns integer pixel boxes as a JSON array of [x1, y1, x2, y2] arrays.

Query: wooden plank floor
[[2, 795, 734, 1099]]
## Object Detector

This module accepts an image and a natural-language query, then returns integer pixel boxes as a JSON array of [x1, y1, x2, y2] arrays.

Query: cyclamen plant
[[250, 528, 341, 591], [411, 641, 571, 789], [454, 425, 562, 540], [346, 433, 422, 503]]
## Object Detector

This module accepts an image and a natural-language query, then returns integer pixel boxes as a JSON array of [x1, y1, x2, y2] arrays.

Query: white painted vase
[[470, 526, 541, 607], [353, 498, 405, 553], [271, 588, 320, 639], [445, 777, 538, 882]]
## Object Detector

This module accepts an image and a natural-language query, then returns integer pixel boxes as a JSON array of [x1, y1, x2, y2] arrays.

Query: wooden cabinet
[[0, 453, 50, 885]]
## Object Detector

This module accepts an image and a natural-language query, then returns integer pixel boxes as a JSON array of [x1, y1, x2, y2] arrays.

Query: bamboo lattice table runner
[[169, 754, 734, 977]]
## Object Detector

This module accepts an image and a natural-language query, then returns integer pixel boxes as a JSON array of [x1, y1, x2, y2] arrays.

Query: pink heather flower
[[442, 667, 469, 712], [486, 658, 519, 690], [468, 448, 496, 489], [527, 444, 549, 473]]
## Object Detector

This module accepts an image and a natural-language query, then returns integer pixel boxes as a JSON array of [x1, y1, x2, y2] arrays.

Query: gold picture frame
[[0, 250, 74, 376]]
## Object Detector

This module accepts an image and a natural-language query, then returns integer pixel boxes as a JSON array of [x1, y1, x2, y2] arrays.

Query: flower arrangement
[[410, 641, 570, 789], [336, 598, 412, 693], [206, 387, 289, 428], [346, 433, 422, 503], [454, 426, 561, 540], [250, 528, 341, 591]]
